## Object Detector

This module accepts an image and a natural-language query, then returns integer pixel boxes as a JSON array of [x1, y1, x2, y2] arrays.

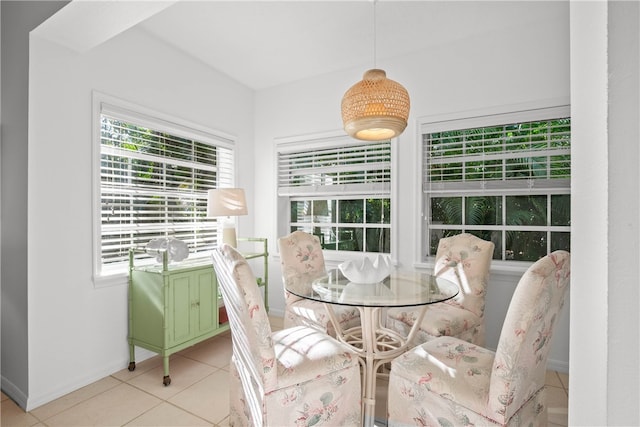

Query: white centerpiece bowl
[[338, 254, 392, 284]]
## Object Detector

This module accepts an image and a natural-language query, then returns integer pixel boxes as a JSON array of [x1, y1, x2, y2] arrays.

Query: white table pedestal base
[[324, 304, 428, 427]]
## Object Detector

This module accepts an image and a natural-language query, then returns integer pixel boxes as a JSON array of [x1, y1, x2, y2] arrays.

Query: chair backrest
[[212, 244, 277, 392], [488, 250, 571, 423], [434, 233, 495, 317], [278, 231, 327, 297]]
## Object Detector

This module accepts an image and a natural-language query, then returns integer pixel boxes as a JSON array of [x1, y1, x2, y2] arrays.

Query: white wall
[[605, 2, 640, 421], [570, 2, 640, 425], [569, 3, 608, 423], [24, 28, 254, 409], [1, 0, 69, 408], [254, 9, 571, 369]]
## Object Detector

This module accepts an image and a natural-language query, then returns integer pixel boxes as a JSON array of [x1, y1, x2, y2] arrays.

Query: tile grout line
[[557, 370, 569, 397], [163, 369, 227, 426], [21, 376, 127, 426], [119, 362, 230, 426]]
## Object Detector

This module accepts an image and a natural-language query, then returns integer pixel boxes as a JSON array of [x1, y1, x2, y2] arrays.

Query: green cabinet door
[[167, 269, 218, 348], [168, 273, 192, 347], [194, 269, 217, 334]]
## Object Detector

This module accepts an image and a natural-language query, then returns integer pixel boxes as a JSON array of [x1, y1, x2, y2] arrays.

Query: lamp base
[[222, 226, 238, 248]]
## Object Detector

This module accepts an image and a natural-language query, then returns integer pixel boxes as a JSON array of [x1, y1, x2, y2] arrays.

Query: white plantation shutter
[[278, 138, 391, 197], [99, 104, 234, 274]]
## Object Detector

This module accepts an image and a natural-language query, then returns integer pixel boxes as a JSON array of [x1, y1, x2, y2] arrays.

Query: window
[[94, 98, 235, 282], [277, 134, 394, 254], [421, 106, 570, 262]]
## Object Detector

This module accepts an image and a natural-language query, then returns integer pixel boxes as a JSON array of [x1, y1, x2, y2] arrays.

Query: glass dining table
[[286, 268, 459, 427]]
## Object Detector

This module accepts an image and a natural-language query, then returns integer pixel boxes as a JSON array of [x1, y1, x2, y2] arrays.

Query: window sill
[[272, 250, 397, 269], [413, 259, 533, 276], [93, 272, 128, 288]]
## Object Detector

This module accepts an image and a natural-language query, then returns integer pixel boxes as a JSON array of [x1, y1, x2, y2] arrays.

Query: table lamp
[[207, 188, 247, 248]]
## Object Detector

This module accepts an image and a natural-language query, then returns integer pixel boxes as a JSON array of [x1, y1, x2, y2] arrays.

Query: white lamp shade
[[207, 188, 248, 217]]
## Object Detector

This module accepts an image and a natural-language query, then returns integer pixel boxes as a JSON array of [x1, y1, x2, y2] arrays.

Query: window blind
[[278, 139, 392, 197], [423, 118, 571, 195], [100, 112, 233, 270]]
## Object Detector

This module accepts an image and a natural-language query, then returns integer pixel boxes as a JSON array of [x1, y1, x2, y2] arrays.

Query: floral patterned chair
[[212, 244, 362, 426], [387, 233, 494, 346], [387, 250, 571, 427], [278, 231, 360, 336]]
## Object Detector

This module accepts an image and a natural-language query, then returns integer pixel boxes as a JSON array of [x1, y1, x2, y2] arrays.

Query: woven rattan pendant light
[[341, 1, 410, 141]]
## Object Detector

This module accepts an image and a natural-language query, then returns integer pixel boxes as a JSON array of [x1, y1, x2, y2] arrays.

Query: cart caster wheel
[[128, 362, 136, 372], [163, 375, 171, 386]]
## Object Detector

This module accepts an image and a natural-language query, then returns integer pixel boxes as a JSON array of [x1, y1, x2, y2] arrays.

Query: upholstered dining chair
[[387, 250, 570, 427], [387, 233, 494, 346], [278, 230, 360, 336], [212, 244, 362, 426]]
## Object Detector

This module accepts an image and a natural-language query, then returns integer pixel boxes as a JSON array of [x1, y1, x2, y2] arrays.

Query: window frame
[[416, 102, 571, 271], [92, 92, 237, 287], [275, 130, 398, 262]]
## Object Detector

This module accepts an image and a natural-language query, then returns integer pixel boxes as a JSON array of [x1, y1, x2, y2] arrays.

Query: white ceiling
[[39, 1, 567, 91]]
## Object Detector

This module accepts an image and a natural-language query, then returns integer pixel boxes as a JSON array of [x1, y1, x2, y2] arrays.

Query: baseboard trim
[[1, 375, 28, 410], [19, 348, 158, 412], [546, 357, 569, 374]]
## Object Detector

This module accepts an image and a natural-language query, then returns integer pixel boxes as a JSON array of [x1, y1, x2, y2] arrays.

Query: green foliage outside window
[[290, 198, 390, 253]]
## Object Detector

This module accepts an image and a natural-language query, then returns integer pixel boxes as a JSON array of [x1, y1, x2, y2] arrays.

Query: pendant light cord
[[372, 0, 377, 69]]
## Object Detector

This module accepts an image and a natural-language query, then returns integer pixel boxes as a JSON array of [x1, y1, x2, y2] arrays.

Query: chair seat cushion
[[272, 325, 359, 391], [391, 336, 496, 418], [388, 303, 482, 337]]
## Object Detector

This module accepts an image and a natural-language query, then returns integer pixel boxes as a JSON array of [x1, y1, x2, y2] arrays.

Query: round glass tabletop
[[286, 268, 459, 308]]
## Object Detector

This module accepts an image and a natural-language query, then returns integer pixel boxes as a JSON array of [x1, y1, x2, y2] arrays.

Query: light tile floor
[[2, 316, 569, 427]]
